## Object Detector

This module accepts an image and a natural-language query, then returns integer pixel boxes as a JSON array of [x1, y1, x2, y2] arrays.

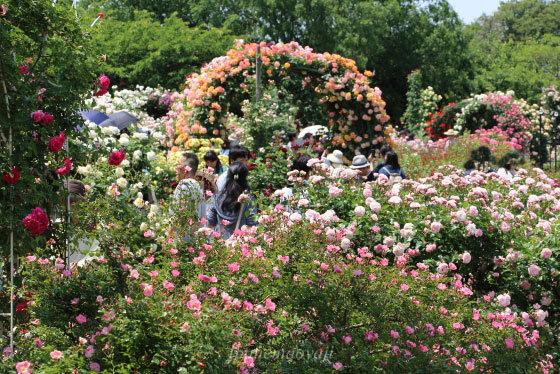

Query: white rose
[[150, 205, 159, 214], [116, 177, 128, 188], [118, 137, 129, 146], [152, 131, 165, 140], [133, 150, 142, 160], [121, 160, 130, 167], [101, 127, 113, 136], [134, 198, 144, 208], [140, 222, 148, 231], [133, 132, 149, 141], [135, 183, 144, 190], [147, 212, 156, 221], [146, 151, 156, 161], [115, 167, 124, 178]]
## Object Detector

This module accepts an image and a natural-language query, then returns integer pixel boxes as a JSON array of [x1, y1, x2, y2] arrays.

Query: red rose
[[22, 207, 49, 235], [94, 88, 107, 97], [98, 74, 110, 90], [2, 167, 19, 184], [248, 163, 256, 171], [56, 157, 72, 176], [48, 132, 66, 152], [30, 110, 45, 123], [19, 65, 28, 75], [98, 12, 104, 18], [42, 112, 54, 125], [108, 149, 125, 166]]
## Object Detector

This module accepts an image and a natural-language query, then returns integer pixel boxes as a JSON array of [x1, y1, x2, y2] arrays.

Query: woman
[[204, 150, 227, 176], [378, 152, 406, 184], [497, 151, 522, 181], [207, 162, 256, 239]]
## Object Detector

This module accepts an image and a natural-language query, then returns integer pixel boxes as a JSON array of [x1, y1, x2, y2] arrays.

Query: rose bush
[[170, 40, 390, 156], [5, 198, 555, 373]]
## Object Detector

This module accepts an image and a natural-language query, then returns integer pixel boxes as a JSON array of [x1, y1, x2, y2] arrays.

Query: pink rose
[[42, 112, 54, 125], [528, 264, 541, 277], [505, 338, 514, 349], [15, 361, 32, 374], [430, 221, 442, 234], [56, 158, 72, 176], [541, 248, 552, 259], [76, 314, 87, 324], [243, 355, 254, 368], [333, 362, 343, 370], [49, 350, 62, 360], [98, 74, 110, 90], [30, 110, 45, 123]]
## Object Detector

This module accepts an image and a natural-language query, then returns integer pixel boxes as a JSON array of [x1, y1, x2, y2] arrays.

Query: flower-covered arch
[[170, 41, 390, 154]]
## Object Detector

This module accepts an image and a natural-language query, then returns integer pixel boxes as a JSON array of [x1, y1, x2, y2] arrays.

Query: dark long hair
[[385, 151, 401, 169], [203, 150, 221, 172], [220, 162, 249, 212]]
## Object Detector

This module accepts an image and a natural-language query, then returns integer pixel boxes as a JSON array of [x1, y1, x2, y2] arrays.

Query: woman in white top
[[496, 151, 522, 181]]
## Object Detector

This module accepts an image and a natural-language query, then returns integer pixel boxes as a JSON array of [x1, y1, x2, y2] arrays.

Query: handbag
[[235, 202, 246, 230]]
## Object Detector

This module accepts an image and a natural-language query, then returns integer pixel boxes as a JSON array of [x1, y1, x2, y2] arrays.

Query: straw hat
[[443, 129, 459, 136], [195, 169, 217, 193], [326, 150, 344, 166]]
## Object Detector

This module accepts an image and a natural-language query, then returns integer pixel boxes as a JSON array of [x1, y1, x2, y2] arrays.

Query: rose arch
[[169, 41, 390, 155]]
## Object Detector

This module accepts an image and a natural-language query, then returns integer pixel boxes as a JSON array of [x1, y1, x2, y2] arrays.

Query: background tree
[[467, 0, 560, 101], [83, 9, 238, 88]]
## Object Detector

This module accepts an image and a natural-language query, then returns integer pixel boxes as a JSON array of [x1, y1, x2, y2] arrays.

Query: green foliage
[[401, 70, 425, 133], [467, 0, 560, 102], [0, 0, 100, 260], [85, 9, 239, 88]]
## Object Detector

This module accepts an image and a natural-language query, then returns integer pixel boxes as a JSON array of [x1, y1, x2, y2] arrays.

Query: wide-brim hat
[[326, 150, 344, 165], [443, 129, 459, 136], [350, 155, 369, 169]]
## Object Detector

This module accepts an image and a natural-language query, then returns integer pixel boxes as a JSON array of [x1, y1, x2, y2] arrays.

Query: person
[[281, 154, 311, 201], [302, 132, 316, 147], [497, 151, 522, 181], [217, 145, 250, 191], [398, 129, 411, 140], [367, 145, 392, 181], [173, 152, 204, 219], [350, 155, 370, 182], [325, 150, 345, 169], [463, 159, 476, 177], [203, 150, 227, 176], [443, 129, 459, 149], [378, 152, 406, 183], [286, 131, 298, 150], [207, 162, 257, 239]]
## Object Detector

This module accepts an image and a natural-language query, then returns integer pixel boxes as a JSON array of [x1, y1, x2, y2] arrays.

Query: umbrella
[[298, 125, 328, 138], [79, 110, 110, 125], [107, 111, 139, 131]]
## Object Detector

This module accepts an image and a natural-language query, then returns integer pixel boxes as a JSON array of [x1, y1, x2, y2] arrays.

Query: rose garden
[[1, 1, 560, 373]]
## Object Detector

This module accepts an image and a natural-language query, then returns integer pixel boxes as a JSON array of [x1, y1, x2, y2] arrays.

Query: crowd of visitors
[[172, 130, 524, 238]]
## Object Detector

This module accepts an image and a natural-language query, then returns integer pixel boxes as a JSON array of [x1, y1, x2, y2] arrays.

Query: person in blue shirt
[[378, 151, 406, 181], [208, 162, 257, 239], [367, 145, 392, 181]]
